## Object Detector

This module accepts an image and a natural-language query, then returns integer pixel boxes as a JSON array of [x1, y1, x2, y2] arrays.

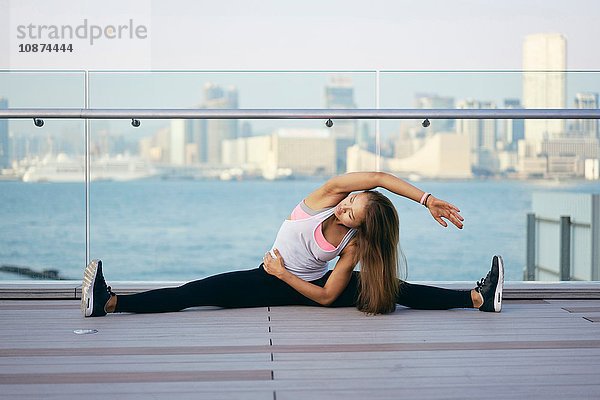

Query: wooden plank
[[273, 347, 600, 361], [3, 339, 600, 358], [0, 302, 81, 310], [2, 378, 598, 395], [548, 299, 600, 306], [6, 392, 275, 400], [3, 392, 273, 400], [503, 299, 549, 304], [5, 359, 600, 377], [273, 385, 600, 400], [562, 306, 600, 313], [0, 353, 271, 366], [273, 365, 600, 380], [0, 370, 272, 384]]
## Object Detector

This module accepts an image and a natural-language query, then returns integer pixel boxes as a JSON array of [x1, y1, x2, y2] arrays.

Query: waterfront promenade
[[1, 281, 600, 399]]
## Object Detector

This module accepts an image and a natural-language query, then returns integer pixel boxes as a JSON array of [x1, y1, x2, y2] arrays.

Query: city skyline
[[2, 69, 599, 139], [4, 78, 599, 182], [1, 33, 599, 181]]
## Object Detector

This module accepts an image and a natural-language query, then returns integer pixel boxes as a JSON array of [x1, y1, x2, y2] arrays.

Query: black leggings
[[115, 264, 473, 314]]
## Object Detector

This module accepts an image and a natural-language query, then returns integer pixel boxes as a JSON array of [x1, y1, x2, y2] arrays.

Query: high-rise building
[[503, 98, 525, 149], [573, 92, 599, 138], [415, 93, 455, 132], [170, 119, 186, 165], [325, 76, 357, 173], [522, 33, 567, 142], [196, 83, 239, 165], [0, 97, 9, 169], [456, 99, 498, 173]]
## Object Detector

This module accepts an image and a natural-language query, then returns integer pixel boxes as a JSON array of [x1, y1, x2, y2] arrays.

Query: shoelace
[[475, 279, 484, 292], [475, 273, 490, 292], [476, 267, 495, 293]]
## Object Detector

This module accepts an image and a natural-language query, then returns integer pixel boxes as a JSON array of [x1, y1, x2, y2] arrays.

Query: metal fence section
[[526, 193, 600, 281]]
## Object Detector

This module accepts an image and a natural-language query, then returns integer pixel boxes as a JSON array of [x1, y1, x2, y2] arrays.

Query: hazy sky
[[2, 0, 599, 140], [2, 0, 600, 70]]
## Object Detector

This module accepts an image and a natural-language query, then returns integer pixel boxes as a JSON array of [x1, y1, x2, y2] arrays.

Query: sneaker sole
[[494, 255, 504, 312], [81, 260, 100, 317]]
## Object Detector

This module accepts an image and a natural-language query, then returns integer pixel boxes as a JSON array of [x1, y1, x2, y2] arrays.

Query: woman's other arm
[[263, 247, 356, 306]]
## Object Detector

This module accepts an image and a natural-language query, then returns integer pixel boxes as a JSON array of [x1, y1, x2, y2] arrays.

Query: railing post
[[85, 70, 90, 266], [375, 70, 380, 172], [526, 213, 536, 281], [592, 194, 600, 281], [560, 215, 571, 281]]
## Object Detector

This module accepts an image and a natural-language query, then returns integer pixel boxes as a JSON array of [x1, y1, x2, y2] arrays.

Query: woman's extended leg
[[113, 264, 323, 314], [326, 271, 473, 310], [395, 282, 474, 309], [329, 256, 504, 312]]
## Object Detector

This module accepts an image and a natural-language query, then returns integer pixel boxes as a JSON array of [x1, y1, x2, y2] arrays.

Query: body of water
[[1, 178, 599, 282]]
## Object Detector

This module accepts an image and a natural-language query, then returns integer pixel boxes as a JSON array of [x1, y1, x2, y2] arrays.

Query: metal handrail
[[0, 108, 600, 120]]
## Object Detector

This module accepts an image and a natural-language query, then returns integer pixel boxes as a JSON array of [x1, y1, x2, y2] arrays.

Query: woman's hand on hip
[[263, 249, 287, 279], [426, 195, 464, 229]]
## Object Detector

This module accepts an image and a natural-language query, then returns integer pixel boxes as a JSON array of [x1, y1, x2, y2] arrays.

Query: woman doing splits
[[81, 171, 504, 318]]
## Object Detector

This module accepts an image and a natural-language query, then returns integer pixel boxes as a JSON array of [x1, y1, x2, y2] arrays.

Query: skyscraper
[[325, 76, 357, 173], [503, 98, 525, 149], [522, 33, 567, 142], [573, 92, 599, 139], [202, 83, 239, 165], [456, 99, 498, 173], [0, 98, 9, 169]]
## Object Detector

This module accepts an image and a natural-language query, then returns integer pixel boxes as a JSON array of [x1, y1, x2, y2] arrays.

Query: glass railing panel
[[379, 71, 600, 282], [87, 71, 377, 280], [1, 70, 596, 284], [0, 71, 86, 281]]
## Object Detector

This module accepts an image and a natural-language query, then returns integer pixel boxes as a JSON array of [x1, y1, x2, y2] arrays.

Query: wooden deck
[[1, 295, 600, 399]]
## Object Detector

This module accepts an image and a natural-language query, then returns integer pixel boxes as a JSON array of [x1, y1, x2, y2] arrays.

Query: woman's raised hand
[[426, 196, 464, 229], [263, 249, 287, 279]]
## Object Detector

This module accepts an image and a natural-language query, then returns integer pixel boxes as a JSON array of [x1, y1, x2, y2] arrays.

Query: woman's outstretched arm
[[376, 172, 464, 229], [262, 246, 356, 306], [321, 171, 464, 229], [325, 171, 421, 202]]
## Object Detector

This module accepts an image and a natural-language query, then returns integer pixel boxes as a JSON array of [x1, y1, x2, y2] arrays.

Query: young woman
[[81, 171, 504, 318]]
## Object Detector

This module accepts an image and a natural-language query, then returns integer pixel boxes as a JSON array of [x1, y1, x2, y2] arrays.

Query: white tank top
[[269, 205, 357, 281]]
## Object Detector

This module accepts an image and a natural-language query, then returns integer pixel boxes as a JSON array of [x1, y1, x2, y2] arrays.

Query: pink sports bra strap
[[314, 223, 337, 251], [290, 203, 311, 220]]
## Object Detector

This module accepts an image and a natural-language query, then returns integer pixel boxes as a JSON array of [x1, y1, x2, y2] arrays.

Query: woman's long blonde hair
[[353, 190, 404, 315]]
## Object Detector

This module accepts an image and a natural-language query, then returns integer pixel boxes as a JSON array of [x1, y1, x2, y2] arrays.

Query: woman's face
[[333, 192, 369, 228]]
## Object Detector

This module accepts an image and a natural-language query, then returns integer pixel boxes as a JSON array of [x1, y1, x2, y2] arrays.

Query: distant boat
[[262, 167, 293, 181], [22, 153, 157, 183]]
